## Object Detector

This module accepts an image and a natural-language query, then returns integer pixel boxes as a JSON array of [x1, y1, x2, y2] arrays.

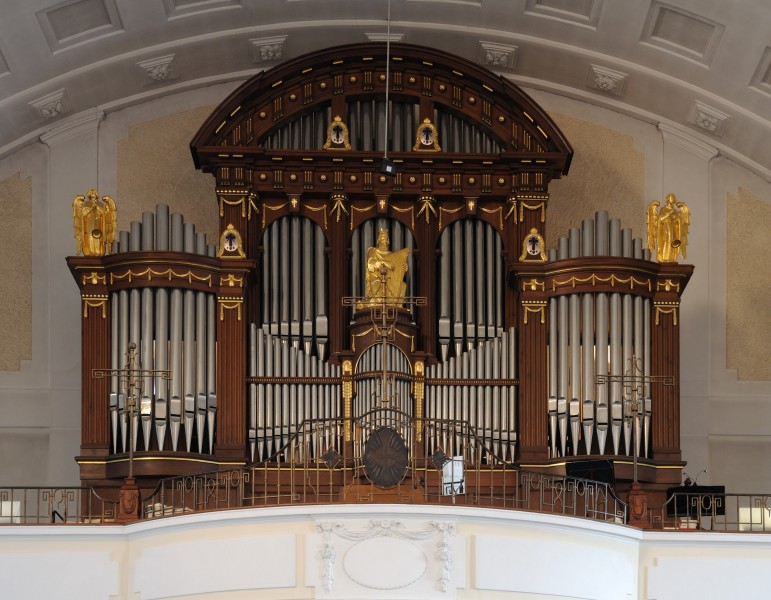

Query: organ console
[[67, 43, 692, 502]]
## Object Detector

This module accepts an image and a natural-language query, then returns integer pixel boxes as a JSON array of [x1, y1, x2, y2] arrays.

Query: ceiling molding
[[36, 0, 124, 54]]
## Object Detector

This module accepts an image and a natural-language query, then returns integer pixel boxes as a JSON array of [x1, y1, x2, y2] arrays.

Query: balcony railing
[[0, 487, 116, 524], [2, 415, 769, 531]]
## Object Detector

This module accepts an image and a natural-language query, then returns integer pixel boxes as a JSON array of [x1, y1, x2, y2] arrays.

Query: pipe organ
[[546, 213, 652, 461], [108, 205, 218, 457], [69, 43, 691, 497]]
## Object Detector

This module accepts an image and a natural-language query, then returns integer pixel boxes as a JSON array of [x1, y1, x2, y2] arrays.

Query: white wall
[[1, 505, 771, 600]]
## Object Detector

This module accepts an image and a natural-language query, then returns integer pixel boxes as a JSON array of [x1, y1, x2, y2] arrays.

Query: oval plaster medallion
[[343, 536, 427, 590]]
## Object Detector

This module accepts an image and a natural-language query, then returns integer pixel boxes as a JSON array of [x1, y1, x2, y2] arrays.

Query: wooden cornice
[[66, 252, 256, 295], [512, 256, 694, 299], [191, 42, 572, 178]]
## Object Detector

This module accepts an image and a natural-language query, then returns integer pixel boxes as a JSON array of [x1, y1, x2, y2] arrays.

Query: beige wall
[[116, 106, 218, 246], [548, 113, 646, 247], [727, 187, 771, 381], [0, 172, 32, 371]]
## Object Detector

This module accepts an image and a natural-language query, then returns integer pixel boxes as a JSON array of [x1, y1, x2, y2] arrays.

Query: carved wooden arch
[[191, 43, 572, 174]]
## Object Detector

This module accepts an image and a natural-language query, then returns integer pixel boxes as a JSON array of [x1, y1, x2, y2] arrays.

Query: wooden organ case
[[68, 43, 692, 501]]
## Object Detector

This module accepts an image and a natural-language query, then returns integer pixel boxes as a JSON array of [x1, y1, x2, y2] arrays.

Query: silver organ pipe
[[557, 237, 569, 458], [109, 204, 217, 456], [129, 221, 141, 453], [609, 218, 623, 455], [248, 327, 341, 462], [581, 218, 595, 454], [140, 211, 154, 451], [261, 216, 328, 358], [425, 327, 518, 462], [568, 228, 582, 457], [595, 210, 609, 454], [547, 211, 653, 461], [622, 227, 634, 456], [548, 247, 558, 459], [183, 223, 196, 452], [195, 232, 208, 453]]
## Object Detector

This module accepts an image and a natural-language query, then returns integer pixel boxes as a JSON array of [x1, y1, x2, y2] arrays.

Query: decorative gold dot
[[320, 175, 328, 182], [438, 84, 446, 92], [320, 82, 327, 89], [469, 177, 476, 184], [409, 76, 416, 84], [439, 177, 446, 184], [259, 111, 267, 119], [379, 175, 387, 183], [498, 115, 505, 123], [468, 97, 476, 104], [289, 93, 297, 101], [259, 173, 268, 181], [409, 176, 416, 184], [379, 74, 386, 81], [498, 178, 505, 185], [289, 174, 297, 182], [350, 175, 357, 183], [350, 76, 358, 83]]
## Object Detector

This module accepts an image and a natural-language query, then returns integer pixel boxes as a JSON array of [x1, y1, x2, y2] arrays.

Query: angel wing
[[72, 194, 86, 255], [646, 200, 660, 252], [677, 201, 690, 259], [103, 194, 117, 253]]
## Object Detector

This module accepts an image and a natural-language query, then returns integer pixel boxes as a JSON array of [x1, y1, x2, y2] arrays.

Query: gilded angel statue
[[72, 188, 117, 256], [358, 228, 411, 309], [646, 193, 689, 263]]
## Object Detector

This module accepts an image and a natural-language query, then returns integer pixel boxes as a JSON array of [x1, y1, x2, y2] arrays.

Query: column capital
[[40, 109, 104, 148], [658, 122, 719, 162]]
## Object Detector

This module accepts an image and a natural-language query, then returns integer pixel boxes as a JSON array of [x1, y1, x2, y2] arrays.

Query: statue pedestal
[[349, 306, 419, 357]]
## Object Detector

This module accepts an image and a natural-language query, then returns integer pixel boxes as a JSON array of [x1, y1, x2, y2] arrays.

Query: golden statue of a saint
[[360, 228, 411, 308], [647, 193, 689, 263], [72, 188, 116, 256]]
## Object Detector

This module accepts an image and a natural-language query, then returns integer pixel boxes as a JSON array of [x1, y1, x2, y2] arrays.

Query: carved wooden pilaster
[[67, 259, 112, 463], [650, 265, 693, 462], [515, 266, 549, 462], [214, 260, 255, 463]]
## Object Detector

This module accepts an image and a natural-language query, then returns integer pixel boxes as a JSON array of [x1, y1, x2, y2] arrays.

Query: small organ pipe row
[[249, 325, 341, 462], [354, 343, 413, 430], [261, 100, 501, 154], [261, 216, 328, 359], [438, 219, 504, 361], [109, 204, 217, 455], [547, 211, 652, 460], [425, 327, 517, 462]]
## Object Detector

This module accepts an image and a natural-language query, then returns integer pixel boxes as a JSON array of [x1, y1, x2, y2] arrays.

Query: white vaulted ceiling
[[1, 0, 770, 177]]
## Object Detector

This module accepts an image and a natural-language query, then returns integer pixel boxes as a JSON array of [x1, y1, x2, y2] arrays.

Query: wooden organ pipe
[[547, 211, 654, 461], [109, 204, 216, 456]]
